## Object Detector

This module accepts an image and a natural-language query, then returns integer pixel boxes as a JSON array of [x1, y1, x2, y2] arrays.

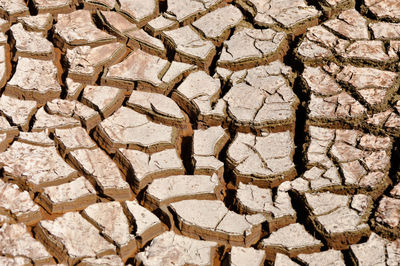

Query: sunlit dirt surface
[[1, 0, 400, 265]]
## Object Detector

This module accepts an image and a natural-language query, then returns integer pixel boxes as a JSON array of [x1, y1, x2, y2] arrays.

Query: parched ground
[[1, 0, 400, 265]]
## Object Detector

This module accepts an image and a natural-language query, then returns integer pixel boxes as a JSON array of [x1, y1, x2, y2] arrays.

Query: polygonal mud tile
[[298, 26, 369, 66], [98, 10, 138, 39], [161, 61, 199, 94], [32, 0, 75, 14], [306, 89, 367, 126], [226, 131, 295, 188], [54, 10, 116, 49], [365, 99, 400, 137], [5, 57, 61, 105], [65, 42, 126, 84], [291, 167, 340, 195], [17, 13, 53, 32], [192, 156, 225, 180], [165, 0, 225, 24], [114, 148, 184, 192], [373, 183, 400, 239], [297, 126, 392, 198], [44, 99, 101, 131], [363, 0, 400, 22], [39, 176, 97, 214], [235, 0, 320, 36], [296, 9, 397, 66], [94, 106, 180, 154], [0, 179, 41, 225], [67, 148, 132, 200], [0, 141, 78, 192], [127, 90, 187, 126], [349, 232, 400, 265], [78, 255, 123, 266], [192, 5, 243, 45], [236, 182, 296, 233], [296, 26, 342, 64], [123, 200, 165, 247], [370, 21, 400, 40], [259, 223, 323, 261], [98, 12, 162, 55], [336, 41, 397, 69], [302, 65, 398, 120], [32, 107, 82, 133], [10, 23, 54, 59], [0, 95, 37, 131], [229, 246, 265, 266], [324, 9, 368, 40], [193, 126, 229, 157], [65, 77, 84, 100], [17, 131, 53, 146], [47, 102, 88, 125], [336, 65, 399, 110], [162, 26, 215, 69], [296, 9, 400, 130], [173, 70, 226, 126], [0, 223, 54, 264], [218, 27, 288, 71], [302, 68, 398, 124], [169, 199, 264, 246], [145, 15, 179, 37], [136, 231, 218, 265], [34, 212, 116, 264], [223, 61, 298, 132], [0, 0, 29, 22], [144, 174, 223, 210], [192, 126, 228, 177], [54, 127, 97, 156], [36, 101, 94, 131], [126, 29, 167, 58], [81, 85, 125, 118], [117, 0, 158, 27], [296, 192, 372, 249], [103, 49, 196, 94], [296, 249, 346, 266], [82, 201, 137, 260]]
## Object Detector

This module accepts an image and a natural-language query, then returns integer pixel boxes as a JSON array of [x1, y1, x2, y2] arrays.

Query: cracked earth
[[1, 0, 400, 265]]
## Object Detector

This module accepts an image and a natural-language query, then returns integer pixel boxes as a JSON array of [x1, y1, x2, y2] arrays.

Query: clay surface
[[1, 1, 400, 265]]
